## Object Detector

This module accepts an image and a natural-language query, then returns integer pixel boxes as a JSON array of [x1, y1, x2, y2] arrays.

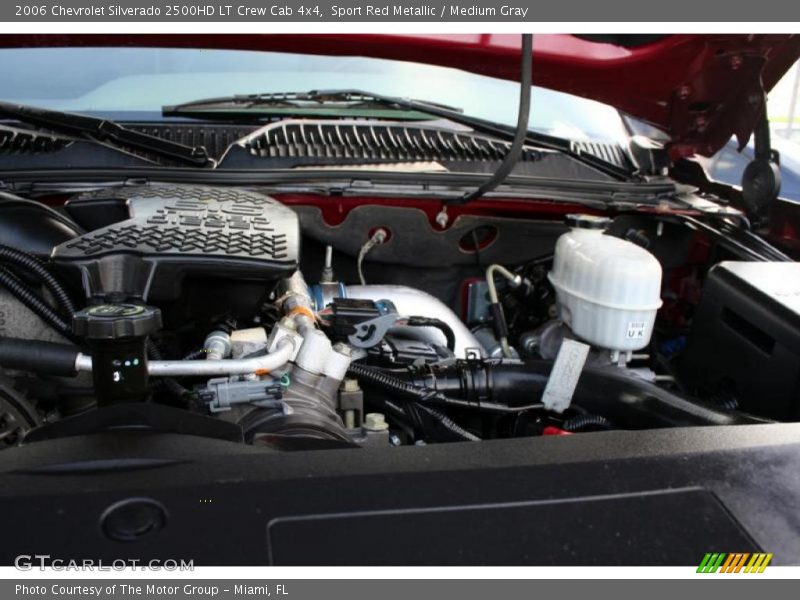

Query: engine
[[0, 184, 768, 450]]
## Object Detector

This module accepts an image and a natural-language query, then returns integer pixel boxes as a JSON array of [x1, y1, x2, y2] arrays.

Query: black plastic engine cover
[[678, 261, 800, 420], [53, 185, 299, 301]]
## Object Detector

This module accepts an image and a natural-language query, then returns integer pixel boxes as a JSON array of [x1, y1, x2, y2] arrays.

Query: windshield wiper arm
[[165, 89, 629, 179], [0, 102, 213, 167], [164, 91, 464, 114], [309, 91, 630, 179]]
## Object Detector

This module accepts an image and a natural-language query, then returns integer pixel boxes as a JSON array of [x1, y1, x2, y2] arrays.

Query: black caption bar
[[3, 0, 800, 21]]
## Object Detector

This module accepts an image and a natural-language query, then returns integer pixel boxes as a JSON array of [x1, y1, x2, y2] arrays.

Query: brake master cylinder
[[548, 215, 663, 361]]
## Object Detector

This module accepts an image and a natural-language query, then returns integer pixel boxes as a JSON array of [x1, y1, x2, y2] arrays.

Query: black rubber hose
[[403, 361, 550, 408], [350, 362, 542, 414], [0, 243, 76, 316], [0, 267, 72, 336], [562, 414, 614, 432], [396, 360, 770, 428], [0, 336, 79, 376], [406, 316, 456, 352]]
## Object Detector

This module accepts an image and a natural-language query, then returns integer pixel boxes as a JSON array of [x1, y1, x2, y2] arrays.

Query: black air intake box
[[53, 185, 298, 301], [678, 261, 800, 420]]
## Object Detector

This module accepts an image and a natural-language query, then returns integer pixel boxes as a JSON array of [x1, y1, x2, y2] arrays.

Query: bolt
[[677, 85, 692, 100], [730, 55, 743, 70], [523, 337, 538, 354], [342, 378, 360, 393], [364, 412, 389, 431], [694, 115, 708, 132]]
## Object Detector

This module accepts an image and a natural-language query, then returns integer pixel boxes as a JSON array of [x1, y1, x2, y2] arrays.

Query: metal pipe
[[485, 264, 521, 358], [204, 330, 231, 361], [278, 271, 316, 333], [74, 337, 296, 377], [344, 285, 485, 358]]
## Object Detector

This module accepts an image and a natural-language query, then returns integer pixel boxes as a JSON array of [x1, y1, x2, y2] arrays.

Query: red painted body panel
[[2, 33, 799, 156]]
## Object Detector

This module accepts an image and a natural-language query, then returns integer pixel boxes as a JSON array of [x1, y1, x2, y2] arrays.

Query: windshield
[[0, 47, 629, 145]]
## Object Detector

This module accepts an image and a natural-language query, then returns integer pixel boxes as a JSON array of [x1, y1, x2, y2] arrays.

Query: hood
[[2, 33, 799, 157]]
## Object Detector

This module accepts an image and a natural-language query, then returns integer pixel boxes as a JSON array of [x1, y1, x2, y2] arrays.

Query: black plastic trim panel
[[0, 423, 798, 565]]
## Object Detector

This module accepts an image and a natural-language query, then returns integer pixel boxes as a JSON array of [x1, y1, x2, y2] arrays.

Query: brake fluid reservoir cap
[[565, 214, 611, 230], [73, 303, 162, 340]]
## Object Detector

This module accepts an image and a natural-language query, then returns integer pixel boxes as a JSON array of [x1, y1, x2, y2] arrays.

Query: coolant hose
[[0, 336, 79, 376], [0, 244, 76, 316]]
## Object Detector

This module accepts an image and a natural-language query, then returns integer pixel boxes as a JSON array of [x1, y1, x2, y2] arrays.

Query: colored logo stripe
[[697, 553, 773, 573], [745, 553, 773, 573], [697, 553, 726, 573]]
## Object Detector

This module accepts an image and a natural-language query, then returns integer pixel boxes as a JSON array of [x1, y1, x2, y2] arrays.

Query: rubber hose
[[0, 336, 79, 376], [406, 316, 456, 352], [0, 267, 71, 336], [0, 243, 76, 316]]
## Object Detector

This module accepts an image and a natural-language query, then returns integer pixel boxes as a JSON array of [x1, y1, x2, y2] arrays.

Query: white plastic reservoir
[[548, 215, 663, 352]]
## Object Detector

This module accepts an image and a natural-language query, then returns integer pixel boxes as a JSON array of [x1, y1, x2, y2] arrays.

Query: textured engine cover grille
[[64, 222, 289, 259], [54, 184, 299, 301]]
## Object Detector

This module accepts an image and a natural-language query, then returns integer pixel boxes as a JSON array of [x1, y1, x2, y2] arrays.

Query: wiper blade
[[164, 90, 464, 115], [165, 89, 631, 179], [0, 102, 213, 167]]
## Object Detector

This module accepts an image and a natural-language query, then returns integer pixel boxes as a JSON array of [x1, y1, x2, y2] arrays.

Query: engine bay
[[1, 183, 796, 451]]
